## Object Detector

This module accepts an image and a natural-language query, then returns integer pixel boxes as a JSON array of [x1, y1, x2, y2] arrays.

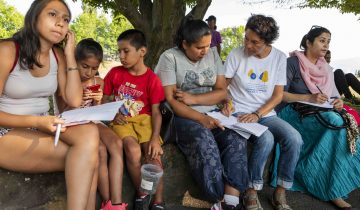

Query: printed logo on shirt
[[115, 83, 144, 117], [246, 69, 269, 93], [247, 69, 269, 82], [180, 69, 216, 93]]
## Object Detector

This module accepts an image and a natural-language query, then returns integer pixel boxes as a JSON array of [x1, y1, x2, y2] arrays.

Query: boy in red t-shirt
[[103, 29, 166, 210]]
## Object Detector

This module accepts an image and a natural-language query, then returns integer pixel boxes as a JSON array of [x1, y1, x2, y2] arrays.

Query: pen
[[315, 84, 324, 94], [228, 99, 233, 111], [54, 115, 62, 147], [54, 124, 61, 147], [315, 84, 329, 102]]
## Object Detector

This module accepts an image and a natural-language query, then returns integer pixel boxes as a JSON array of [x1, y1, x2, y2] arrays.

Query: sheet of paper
[[207, 111, 268, 138], [61, 101, 124, 126], [232, 123, 268, 137], [227, 125, 252, 139], [296, 100, 333, 109], [206, 111, 238, 126]]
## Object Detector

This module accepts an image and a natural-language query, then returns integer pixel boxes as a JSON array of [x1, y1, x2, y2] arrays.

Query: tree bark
[[80, 0, 212, 68]]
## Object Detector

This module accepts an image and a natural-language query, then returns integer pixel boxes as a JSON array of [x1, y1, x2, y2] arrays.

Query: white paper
[[227, 125, 252, 139], [206, 112, 238, 126], [61, 101, 124, 126], [207, 111, 268, 138], [296, 100, 334, 109], [232, 122, 268, 137]]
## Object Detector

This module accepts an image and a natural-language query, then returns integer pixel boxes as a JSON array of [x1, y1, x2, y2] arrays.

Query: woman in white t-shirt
[[222, 14, 302, 210]]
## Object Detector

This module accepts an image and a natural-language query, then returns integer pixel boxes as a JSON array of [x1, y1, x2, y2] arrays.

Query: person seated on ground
[[0, 0, 99, 209], [103, 29, 166, 210], [57, 38, 128, 210], [221, 14, 302, 210], [272, 25, 360, 210], [325, 50, 360, 104], [206, 15, 222, 56], [155, 16, 247, 210]]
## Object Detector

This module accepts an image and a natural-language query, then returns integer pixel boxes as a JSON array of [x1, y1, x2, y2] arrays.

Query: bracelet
[[67, 67, 79, 71], [252, 111, 262, 119]]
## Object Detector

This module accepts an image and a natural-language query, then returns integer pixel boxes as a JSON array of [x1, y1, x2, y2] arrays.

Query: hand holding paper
[[206, 111, 268, 139], [61, 101, 124, 126], [53, 101, 124, 146]]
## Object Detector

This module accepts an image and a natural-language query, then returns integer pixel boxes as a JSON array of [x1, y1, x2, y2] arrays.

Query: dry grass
[[182, 191, 212, 208]]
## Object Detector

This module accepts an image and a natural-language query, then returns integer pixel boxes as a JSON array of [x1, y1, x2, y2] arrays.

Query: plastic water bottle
[[139, 164, 164, 195]]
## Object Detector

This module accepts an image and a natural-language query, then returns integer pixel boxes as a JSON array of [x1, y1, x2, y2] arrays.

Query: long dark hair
[[300, 26, 331, 52], [12, 0, 71, 70], [174, 16, 211, 51]]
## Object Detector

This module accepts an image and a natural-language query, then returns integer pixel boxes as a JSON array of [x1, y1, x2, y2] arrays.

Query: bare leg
[[0, 123, 99, 210], [60, 124, 99, 210], [86, 157, 99, 210], [98, 124, 124, 204], [98, 141, 110, 201], [123, 136, 142, 191], [225, 184, 240, 197]]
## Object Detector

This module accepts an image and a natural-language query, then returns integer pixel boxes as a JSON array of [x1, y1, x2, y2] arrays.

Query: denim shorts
[[0, 127, 12, 137], [0, 112, 48, 138]]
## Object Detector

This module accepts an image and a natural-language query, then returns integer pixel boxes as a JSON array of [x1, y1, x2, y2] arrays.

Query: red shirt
[[103, 66, 165, 116]]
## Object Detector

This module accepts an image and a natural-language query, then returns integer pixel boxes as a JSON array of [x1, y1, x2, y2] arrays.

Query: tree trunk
[[81, 0, 212, 69]]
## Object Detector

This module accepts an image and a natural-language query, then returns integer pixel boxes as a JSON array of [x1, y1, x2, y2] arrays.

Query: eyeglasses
[[310, 25, 323, 31]]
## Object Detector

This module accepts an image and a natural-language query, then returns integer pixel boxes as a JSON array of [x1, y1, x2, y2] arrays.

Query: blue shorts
[[0, 127, 11, 137]]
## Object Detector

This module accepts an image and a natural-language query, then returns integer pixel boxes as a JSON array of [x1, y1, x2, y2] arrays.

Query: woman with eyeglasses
[[272, 25, 360, 210], [221, 14, 303, 210]]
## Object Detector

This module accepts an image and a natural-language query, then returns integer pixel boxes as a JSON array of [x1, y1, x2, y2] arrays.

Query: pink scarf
[[291, 50, 334, 96]]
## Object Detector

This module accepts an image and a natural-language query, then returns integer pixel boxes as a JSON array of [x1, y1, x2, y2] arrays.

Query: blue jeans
[[234, 113, 303, 190], [175, 116, 248, 202]]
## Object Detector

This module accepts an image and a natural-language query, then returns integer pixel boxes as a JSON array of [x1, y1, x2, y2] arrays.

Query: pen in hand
[[315, 84, 329, 102], [54, 115, 63, 147]]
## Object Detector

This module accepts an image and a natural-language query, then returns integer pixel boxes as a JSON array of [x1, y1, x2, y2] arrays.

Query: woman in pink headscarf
[[272, 26, 360, 210]]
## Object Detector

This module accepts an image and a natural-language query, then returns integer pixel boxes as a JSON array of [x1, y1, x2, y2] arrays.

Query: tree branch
[[113, 0, 143, 29], [187, 0, 212, 19]]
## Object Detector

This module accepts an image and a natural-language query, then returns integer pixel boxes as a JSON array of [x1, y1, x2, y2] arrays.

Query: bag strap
[[315, 110, 347, 130], [52, 48, 59, 64], [10, 42, 20, 73], [10, 42, 58, 74]]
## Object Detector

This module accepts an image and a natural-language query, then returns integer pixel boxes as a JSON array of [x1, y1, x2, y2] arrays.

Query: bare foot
[[332, 198, 352, 208]]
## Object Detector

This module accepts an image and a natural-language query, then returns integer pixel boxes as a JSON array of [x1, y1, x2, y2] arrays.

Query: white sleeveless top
[[0, 50, 58, 115]]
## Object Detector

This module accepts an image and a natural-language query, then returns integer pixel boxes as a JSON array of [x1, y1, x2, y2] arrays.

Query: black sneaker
[[150, 203, 166, 210], [221, 202, 243, 210], [134, 194, 151, 210]]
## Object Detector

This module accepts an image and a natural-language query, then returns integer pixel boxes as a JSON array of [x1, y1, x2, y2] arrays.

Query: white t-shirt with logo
[[224, 46, 287, 117]]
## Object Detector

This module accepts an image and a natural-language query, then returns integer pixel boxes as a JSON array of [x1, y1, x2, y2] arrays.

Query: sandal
[[243, 193, 263, 210], [271, 192, 292, 210]]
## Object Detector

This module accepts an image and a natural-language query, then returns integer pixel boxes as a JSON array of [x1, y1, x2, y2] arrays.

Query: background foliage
[[0, 0, 23, 38], [220, 26, 245, 61], [70, 5, 133, 60]]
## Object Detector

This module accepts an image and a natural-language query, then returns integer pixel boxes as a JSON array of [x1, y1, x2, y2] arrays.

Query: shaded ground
[[170, 185, 360, 210]]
